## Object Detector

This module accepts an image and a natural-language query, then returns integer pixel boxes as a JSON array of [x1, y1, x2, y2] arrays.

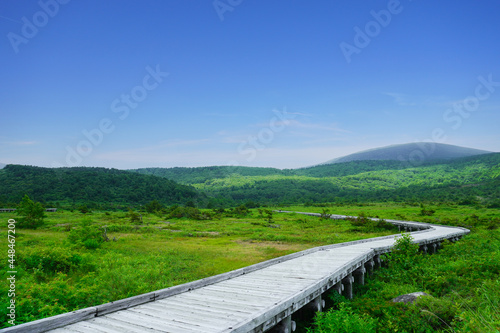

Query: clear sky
[[1, 0, 499, 169]]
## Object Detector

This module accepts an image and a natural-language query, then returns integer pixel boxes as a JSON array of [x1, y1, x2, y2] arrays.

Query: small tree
[[16, 195, 46, 229], [127, 208, 142, 224], [145, 200, 164, 214], [263, 209, 273, 223], [320, 208, 331, 219]]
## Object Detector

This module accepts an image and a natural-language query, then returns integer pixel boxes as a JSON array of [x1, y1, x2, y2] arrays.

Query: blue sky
[[1, 0, 499, 169]]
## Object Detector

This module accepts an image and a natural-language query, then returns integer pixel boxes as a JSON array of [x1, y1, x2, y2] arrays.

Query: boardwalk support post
[[353, 266, 366, 285], [310, 295, 325, 312], [365, 259, 375, 276], [334, 281, 344, 295], [269, 315, 296, 333], [342, 273, 354, 299]]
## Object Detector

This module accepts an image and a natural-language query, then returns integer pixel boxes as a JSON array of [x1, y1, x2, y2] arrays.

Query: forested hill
[[0, 165, 204, 208], [131, 154, 500, 185], [131, 161, 418, 185], [134, 154, 500, 207], [132, 166, 294, 184]]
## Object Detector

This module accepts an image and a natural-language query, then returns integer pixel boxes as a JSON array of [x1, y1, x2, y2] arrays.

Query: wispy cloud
[[383, 92, 417, 106], [156, 138, 210, 148], [286, 119, 351, 133], [2, 140, 39, 146]]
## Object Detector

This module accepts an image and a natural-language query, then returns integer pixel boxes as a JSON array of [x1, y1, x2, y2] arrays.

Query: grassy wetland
[[1, 202, 499, 332], [0, 205, 400, 327]]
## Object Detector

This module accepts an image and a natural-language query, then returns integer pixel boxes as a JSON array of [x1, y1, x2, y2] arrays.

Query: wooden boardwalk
[[5, 213, 469, 333]]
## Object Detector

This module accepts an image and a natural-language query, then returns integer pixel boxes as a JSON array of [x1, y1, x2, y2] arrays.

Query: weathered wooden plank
[[88, 317, 167, 333], [159, 297, 255, 316], [176, 291, 266, 311], [129, 306, 235, 329], [65, 320, 127, 333], [225, 273, 313, 288], [95, 292, 156, 317], [106, 311, 209, 333], [51, 321, 120, 333], [134, 301, 245, 323], [138, 300, 249, 321], [214, 278, 294, 292], [188, 288, 280, 306], [1, 307, 97, 333], [48, 327, 88, 333], [167, 299, 259, 317], [205, 283, 290, 298]]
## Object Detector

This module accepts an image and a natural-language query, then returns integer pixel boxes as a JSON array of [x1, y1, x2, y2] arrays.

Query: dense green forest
[[1, 153, 499, 209], [0, 165, 204, 209]]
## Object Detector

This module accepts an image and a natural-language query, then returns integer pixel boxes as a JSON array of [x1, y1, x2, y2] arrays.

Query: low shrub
[[19, 247, 83, 274], [308, 303, 378, 333], [384, 232, 421, 270], [68, 219, 105, 249]]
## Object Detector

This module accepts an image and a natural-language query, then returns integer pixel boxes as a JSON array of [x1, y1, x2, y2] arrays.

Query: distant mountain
[[322, 143, 492, 165], [0, 163, 6, 169]]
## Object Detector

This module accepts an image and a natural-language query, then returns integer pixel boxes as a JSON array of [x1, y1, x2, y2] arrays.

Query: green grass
[[1, 203, 499, 331]]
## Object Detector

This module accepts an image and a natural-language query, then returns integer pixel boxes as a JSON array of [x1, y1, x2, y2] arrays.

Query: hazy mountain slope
[[322, 143, 492, 165]]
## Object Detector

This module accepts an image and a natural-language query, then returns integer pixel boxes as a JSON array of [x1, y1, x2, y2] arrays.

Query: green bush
[[68, 219, 105, 249], [19, 247, 83, 274], [126, 208, 142, 224], [308, 303, 378, 333], [385, 232, 421, 270]]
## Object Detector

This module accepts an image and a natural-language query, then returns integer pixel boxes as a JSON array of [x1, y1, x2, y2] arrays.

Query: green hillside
[[0, 165, 204, 208], [134, 154, 500, 207], [132, 160, 408, 184]]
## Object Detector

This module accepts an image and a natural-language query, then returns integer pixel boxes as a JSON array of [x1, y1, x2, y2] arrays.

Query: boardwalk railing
[[4, 212, 469, 333]]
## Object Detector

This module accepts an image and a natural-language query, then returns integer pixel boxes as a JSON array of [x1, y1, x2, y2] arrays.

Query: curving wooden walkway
[[4, 212, 469, 333]]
